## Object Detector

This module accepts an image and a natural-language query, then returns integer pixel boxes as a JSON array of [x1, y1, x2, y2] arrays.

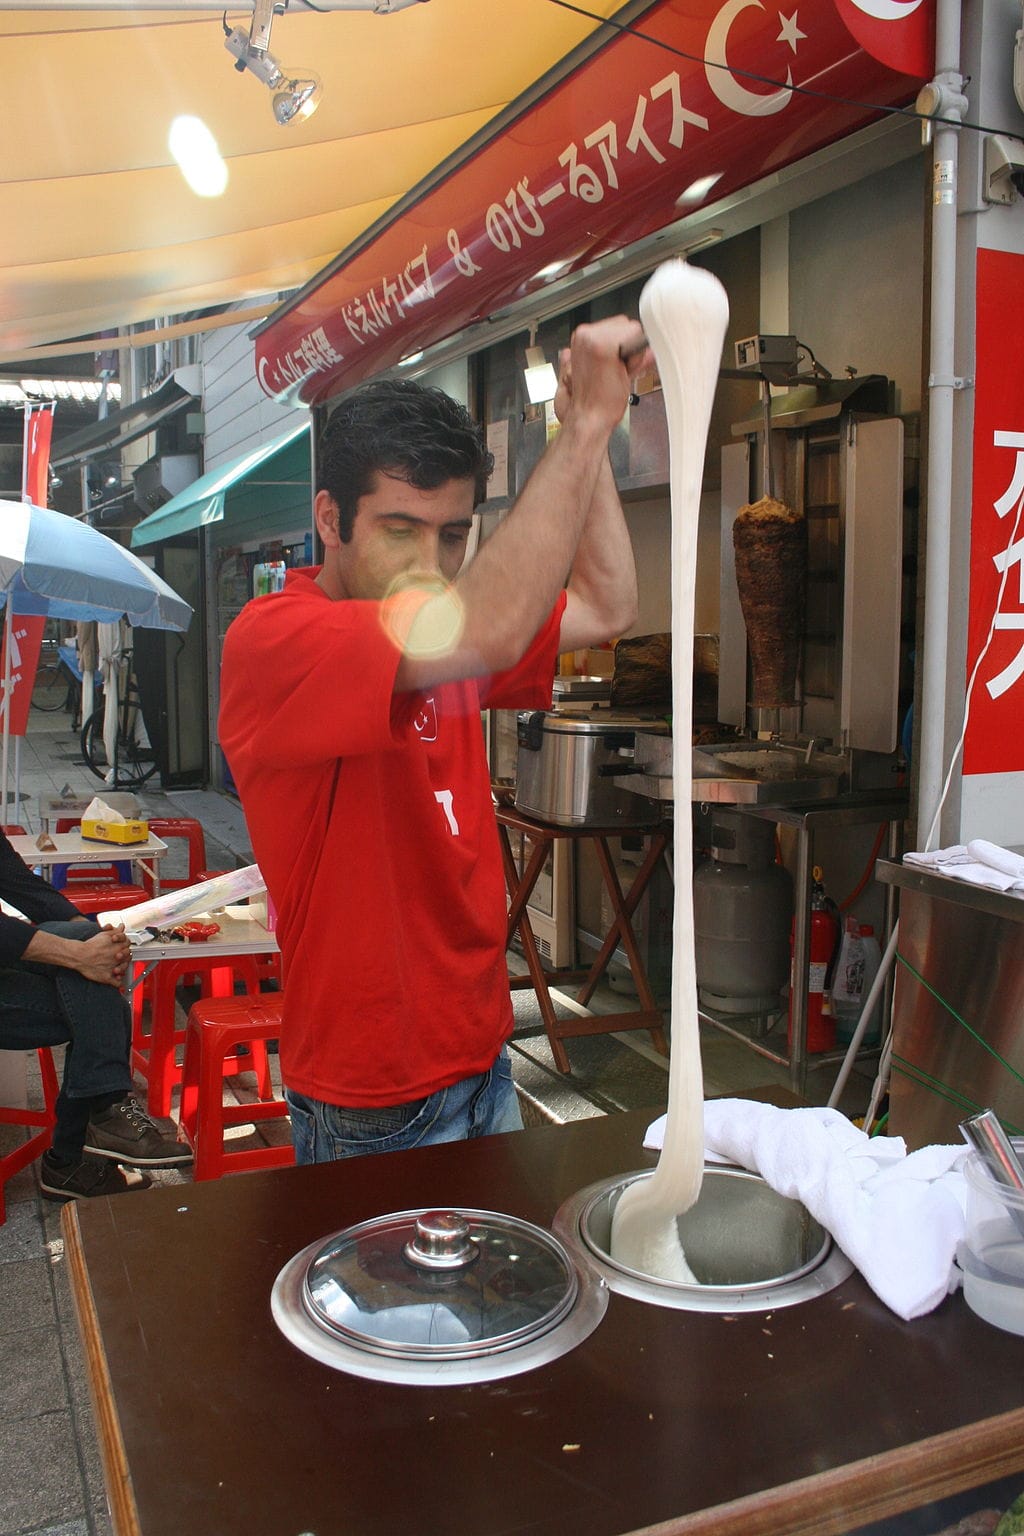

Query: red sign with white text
[[1, 405, 53, 737], [963, 248, 1024, 777], [255, 0, 933, 406]]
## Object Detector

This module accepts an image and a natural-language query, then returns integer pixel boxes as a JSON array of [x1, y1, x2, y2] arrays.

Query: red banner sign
[[0, 615, 45, 739], [1, 405, 54, 738], [963, 247, 1024, 777], [255, 0, 933, 406]]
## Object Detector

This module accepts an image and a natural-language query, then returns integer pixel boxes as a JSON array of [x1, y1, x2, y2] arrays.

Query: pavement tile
[[0, 1197, 46, 1264], [0, 1257, 53, 1335], [0, 1326, 68, 1422], [0, 1410, 84, 1531], [22, 1522, 89, 1536]]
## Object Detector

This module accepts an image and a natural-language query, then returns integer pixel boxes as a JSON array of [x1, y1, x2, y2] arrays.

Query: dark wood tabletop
[[63, 1104, 1024, 1536]]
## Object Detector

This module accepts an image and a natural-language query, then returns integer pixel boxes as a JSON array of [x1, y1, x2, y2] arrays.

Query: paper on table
[[98, 864, 267, 931], [83, 795, 125, 824]]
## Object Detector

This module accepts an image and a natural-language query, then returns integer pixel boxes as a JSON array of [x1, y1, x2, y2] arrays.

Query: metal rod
[[760, 380, 775, 500], [961, 1109, 1024, 1240], [916, 0, 965, 850], [960, 1110, 1024, 1193]]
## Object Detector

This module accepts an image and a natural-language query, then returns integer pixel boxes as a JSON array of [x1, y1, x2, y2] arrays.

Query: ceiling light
[[273, 75, 323, 125], [523, 331, 558, 405], [169, 115, 229, 197], [224, 2, 323, 126], [534, 259, 572, 282], [397, 350, 424, 367], [675, 173, 723, 207]]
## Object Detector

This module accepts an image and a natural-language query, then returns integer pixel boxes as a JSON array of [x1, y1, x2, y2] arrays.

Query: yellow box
[[80, 817, 150, 845]]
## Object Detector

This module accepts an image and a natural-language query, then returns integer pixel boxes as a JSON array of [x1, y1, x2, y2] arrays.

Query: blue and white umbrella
[[1, 498, 193, 814], [0, 498, 192, 630]]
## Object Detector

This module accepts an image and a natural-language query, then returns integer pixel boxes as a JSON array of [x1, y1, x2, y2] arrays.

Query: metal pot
[[271, 1206, 608, 1386], [514, 708, 669, 827]]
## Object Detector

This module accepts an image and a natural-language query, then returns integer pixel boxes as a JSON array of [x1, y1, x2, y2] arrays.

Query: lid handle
[[403, 1210, 481, 1271]]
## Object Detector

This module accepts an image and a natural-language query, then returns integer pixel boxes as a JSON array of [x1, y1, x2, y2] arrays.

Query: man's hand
[[74, 925, 130, 986], [22, 921, 130, 987], [555, 318, 653, 433]]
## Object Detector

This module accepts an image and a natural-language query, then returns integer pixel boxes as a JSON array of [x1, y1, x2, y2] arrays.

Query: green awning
[[131, 419, 311, 548]]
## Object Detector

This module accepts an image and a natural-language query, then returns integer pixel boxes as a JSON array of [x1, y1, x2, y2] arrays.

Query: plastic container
[[833, 920, 882, 1048], [960, 1152, 1024, 1337]]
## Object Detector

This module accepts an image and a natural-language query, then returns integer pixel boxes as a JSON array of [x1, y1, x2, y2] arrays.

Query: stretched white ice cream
[[609, 259, 729, 1283]]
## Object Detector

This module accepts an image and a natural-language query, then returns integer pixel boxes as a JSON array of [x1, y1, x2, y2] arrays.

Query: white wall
[[201, 312, 308, 470], [789, 156, 927, 416]]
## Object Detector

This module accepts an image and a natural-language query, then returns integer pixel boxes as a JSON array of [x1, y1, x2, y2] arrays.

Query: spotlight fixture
[[224, 0, 323, 126], [522, 328, 558, 406]]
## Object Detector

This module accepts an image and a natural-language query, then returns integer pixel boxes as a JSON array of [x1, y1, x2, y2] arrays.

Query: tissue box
[[80, 817, 149, 845]]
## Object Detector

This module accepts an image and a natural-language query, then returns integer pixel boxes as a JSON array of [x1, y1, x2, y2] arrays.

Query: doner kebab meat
[[732, 494, 806, 708]]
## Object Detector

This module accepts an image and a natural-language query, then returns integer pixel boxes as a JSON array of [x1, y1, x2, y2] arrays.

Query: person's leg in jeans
[[285, 1045, 523, 1165], [0, 920, 189, 1199]]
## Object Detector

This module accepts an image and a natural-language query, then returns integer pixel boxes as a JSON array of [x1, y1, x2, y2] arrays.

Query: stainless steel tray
[[614, 742, 845, 806], [691, 744, 843, 804]]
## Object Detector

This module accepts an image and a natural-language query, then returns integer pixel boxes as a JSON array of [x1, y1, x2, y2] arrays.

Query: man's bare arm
[[394, 317, 650, 691]]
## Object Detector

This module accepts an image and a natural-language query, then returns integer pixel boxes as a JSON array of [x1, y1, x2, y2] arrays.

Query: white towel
[[643, 1100, 967, 1321], [904, 842, 1024, 894]]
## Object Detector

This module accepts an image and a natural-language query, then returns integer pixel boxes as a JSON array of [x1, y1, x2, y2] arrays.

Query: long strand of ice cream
[[609, 259, 729, 1282]]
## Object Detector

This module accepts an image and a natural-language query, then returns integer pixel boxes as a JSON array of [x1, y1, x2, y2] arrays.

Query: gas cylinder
[[787, 868, 840, 1053]]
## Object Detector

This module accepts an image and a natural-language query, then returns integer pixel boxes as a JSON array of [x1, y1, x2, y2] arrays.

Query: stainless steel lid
[[551, 675, 612, 700], [301, 1208, 579, 1361], [519, 708, 669, 734]]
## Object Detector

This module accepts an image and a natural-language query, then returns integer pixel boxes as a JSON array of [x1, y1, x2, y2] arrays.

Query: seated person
[[0, 830, 190, 1201]]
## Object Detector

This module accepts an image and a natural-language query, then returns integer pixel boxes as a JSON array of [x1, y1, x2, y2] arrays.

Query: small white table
[[124, 905, 279, 994], [10, 831, 168, 893]]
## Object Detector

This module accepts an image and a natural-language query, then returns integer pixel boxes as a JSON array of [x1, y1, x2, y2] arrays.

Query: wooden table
[[496, 806, 670, 1072], [63, 1108, 1024, 1536], [10, 830, 167, 893]]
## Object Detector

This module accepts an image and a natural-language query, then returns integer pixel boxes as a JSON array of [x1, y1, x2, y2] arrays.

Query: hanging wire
[[546, 0, 1017, 140]]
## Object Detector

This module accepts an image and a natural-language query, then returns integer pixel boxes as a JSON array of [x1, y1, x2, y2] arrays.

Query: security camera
[[984, 134, 1024, 205]]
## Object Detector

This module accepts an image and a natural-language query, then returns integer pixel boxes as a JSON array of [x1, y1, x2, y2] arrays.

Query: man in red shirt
[[219, 316, 648, 1162]]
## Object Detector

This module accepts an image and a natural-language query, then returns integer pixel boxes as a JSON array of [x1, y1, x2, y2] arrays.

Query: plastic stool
[[68, 885, 149, 916], [179, 996, 294, 1180], [53, 816, 134, 887], [0, 1048, 59, 1225], [131, 953, 270, 1117], [141, 818, 208, 894]]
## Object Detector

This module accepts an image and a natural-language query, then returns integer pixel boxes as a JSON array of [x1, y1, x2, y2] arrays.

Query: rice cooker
[[514, 708, 670, 827]]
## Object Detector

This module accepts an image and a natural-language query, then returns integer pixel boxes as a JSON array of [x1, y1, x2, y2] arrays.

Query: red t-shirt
[[218, 567, 564, 1107]]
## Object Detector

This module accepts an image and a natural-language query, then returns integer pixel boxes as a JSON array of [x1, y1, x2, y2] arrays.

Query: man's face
[[316, 471, 476, 601]]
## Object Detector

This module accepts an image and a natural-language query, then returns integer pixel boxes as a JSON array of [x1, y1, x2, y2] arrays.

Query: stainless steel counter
[[877, 859, 1024, 1147]]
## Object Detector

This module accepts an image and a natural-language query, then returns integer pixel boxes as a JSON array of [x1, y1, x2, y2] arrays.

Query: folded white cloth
[[643, 1100, 967, 1321], [904, 841, 1024, 893]]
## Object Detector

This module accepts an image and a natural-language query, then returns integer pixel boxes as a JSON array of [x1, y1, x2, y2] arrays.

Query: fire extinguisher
[[788, 866, 841, 1053]]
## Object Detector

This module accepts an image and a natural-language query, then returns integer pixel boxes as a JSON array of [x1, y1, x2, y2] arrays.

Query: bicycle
[[31, 632, 74, 713], [80, 664, 158, 788]]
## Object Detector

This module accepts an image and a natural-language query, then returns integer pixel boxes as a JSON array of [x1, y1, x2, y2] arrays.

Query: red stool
[[141, 818, 209, 895], [179, 996, 294, 1180], [131, 953, 271, 1117], [68, 885, 150, 916], [1, 824, 27, 835], [0, 1048, 59, 1225]]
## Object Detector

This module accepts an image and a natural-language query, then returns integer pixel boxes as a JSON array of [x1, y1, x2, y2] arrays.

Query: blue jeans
[[285, 1045, 523, 1165], [0, 920, 132, 1158]]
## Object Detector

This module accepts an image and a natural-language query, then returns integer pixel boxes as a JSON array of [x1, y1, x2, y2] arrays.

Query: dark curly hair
[[316, 379, 494, 543]]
